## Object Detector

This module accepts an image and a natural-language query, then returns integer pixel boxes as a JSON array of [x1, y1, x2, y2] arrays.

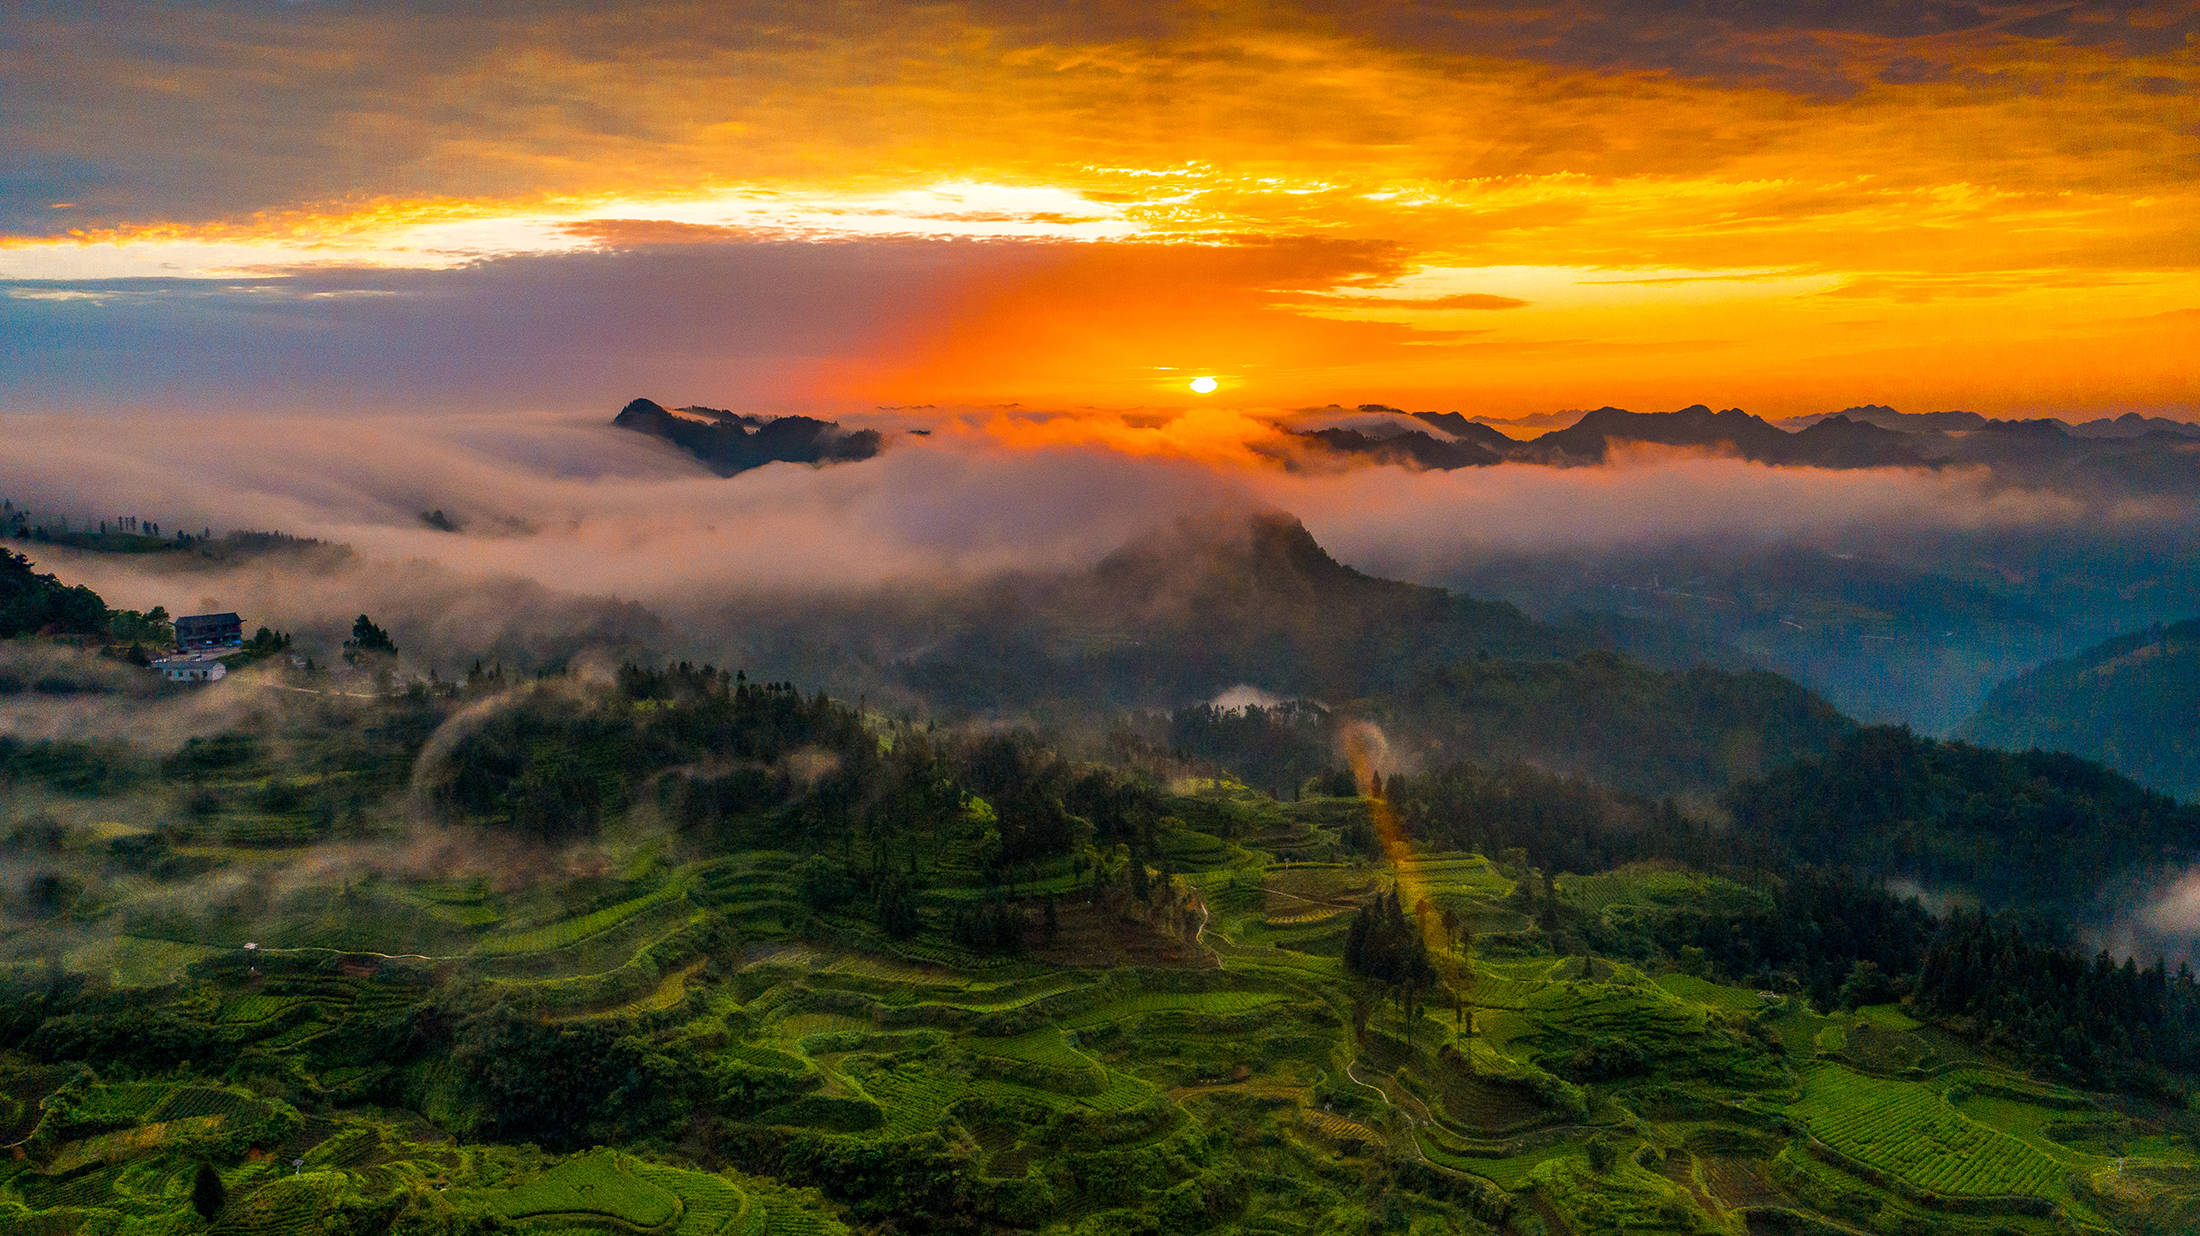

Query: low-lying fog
[[5, 405, 2197, 730]]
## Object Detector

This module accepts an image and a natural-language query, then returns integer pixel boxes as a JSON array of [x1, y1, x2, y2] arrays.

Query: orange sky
[[3, 1, 2196, 418]]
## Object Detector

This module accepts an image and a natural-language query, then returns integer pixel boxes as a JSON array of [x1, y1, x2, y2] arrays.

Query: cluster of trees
[[1915, 912, 2200, 1092], [0, 737, 144, 797], [442, 666, 986, 879], [955, 733, 1169, 878], [1728, 725, 2200, 909], [437, 684, 664, 842], [2, 500, 342, 562], [1394, 651, 1852, 796], [1343, 889, 1435, 1011], [1385, 760, 1697, 877], [1625, 868, 1942, 1009], [947, 895, 1032, 954], [105, 604, 173, 650], [0, 548, 108, 639], [4, 507, 202, 550], [1164, 699, 1340, 799], [1154, 651, 1854, 806], [793, 853, 924, 940], [452, 1003, 684, 1150], [342, 614, 398, 661]]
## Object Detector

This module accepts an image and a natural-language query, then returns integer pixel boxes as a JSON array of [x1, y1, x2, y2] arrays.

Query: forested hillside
[[1729, 725, 2200, 909], [1966, 616, 2200, 801]]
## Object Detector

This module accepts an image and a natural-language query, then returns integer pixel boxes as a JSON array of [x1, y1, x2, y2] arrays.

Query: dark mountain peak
[[927, 508, 1583, 709], [1410, 410, 1518, 450], [1531, 403, 1785, 460], [1242, 510, 1357, 581], [615, 397, 671, 425], [1792, 412, 1925, 466], [1795, 413, 1902, 439], [1093, 509, 1360, 595], [613, 398, 883, 476], [1568, 405, 1639, 432]]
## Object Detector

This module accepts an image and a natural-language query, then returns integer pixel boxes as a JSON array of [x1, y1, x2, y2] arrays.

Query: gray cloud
[[0, 234, 1405, 414]]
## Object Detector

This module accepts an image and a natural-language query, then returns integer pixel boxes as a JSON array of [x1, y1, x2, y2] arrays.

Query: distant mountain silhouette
[[1786, 414, 1929, 467], [1524, 404, 1807, 464], [1283, 402, 2199, 490], [614, 398, 883, 476], [1296, 425, 1508, 469], [1408, 411, 1526, 453], [2068, 413, 2200, 440], [1781, 406, 1989, 432]]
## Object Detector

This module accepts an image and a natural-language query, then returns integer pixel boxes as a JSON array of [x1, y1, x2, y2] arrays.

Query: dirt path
[[1261, 885, 1357, 911], [1343, 1059, 1448, 1172], [248, 944, 461, 962]]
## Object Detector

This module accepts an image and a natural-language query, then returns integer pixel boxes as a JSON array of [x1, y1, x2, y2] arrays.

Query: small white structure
[[152, 652, 228, 683]]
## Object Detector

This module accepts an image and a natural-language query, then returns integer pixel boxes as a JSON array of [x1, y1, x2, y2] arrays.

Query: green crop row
[[1793, 1065, 2062, 1198]]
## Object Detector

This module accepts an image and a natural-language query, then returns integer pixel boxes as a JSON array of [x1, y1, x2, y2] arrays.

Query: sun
[[1188, 375, 1219, 394]]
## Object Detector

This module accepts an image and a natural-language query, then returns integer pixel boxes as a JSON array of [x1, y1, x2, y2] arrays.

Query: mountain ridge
[[1285, 401, 2200, 490]]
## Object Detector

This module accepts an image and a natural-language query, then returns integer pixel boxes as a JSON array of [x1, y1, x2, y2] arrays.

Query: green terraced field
[[4, 728, 2195, 1236], [484, 1150, 681, 1227], [1653, 972, 1772, 1014], [1792, 1064, 2067, 1198], [472, 881, 692, 957]]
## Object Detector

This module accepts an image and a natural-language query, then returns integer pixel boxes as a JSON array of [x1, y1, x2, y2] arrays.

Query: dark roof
[[176, 612, 241, 628]]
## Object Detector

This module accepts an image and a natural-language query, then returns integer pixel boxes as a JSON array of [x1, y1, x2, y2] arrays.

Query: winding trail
[[1343, 1059, 1443, 1170], [246, 944, 461, 962]]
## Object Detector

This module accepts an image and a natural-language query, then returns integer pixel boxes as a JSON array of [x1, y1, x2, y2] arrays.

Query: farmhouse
[[175, 611, 244, 649], [151, 652, 228, 683]]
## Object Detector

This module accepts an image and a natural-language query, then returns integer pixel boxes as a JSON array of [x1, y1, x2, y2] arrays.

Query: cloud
[[7, 398, 2189, 691], [0, 407, 1259, 671], [4, 1, 2196, 420], [1255, 443, 2172, 578]]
